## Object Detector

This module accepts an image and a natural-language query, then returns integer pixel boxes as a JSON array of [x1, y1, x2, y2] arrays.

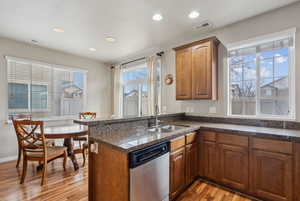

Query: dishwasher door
[[130, 153, 169, 201]]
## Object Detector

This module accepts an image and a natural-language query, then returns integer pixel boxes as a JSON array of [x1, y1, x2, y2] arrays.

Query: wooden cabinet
[[170, 147, 186, 200], [295, 143, 300, 201], [192, 42, 212, 99], [186, 142, 198, 185], [203, 141, 218, 180], [174, 37, 219, 100], [175, 48, 192, 100], [251, 150, 292, 201], [219, 144, 249, 191], [170, 133, 199, 200]]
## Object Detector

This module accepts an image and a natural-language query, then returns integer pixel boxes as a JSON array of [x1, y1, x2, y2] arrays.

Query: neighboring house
[[260, 76, 288, 98], [231, 76, 289, 115], [60, 82, 84, 116], [62, 82, 84, 98]]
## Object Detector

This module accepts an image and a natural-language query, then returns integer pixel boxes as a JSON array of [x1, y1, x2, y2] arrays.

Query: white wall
[[0, 37, 112, 161], [161, 2, 300, 121]]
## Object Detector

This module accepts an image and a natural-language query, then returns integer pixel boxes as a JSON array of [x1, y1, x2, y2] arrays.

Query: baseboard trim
[[0, 155, 17, 163]]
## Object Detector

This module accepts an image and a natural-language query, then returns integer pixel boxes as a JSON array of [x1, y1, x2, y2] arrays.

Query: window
[[8, 83, 48, 110], [121, 59, 161, 117], [7, 57, 87, 120], [228, 30, 295, 119]]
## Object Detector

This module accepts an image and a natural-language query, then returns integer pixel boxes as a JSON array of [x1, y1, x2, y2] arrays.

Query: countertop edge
[[89, 122, 300, 153]]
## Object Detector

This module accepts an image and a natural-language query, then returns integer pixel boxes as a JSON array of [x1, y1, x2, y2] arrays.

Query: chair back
[[12, 114, 32, 145], [13, 120, 46, 157], [79, 112, 96, 119]]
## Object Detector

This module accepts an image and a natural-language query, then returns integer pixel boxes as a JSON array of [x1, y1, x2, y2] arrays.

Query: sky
[[230, 47, 289, 91]]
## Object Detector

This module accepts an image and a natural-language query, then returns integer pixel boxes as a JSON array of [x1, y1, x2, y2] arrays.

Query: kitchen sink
[[147, 125, 189, 133]]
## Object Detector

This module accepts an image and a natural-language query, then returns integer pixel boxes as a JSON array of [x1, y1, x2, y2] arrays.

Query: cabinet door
[[176, 48, 192, 100], [186, 143, 198, 185], [203, 141, 217, 180], [251, 150, 292, 201], [219, 144, 249, 191], [295, 143, 300, 201], [170, 147, 186, 200], [191, 42, 212, 99]]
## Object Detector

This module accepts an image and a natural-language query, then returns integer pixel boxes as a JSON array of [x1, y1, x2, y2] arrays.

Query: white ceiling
[[0, 0, 298, 64]]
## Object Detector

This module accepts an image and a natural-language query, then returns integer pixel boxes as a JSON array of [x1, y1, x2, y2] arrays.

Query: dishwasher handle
[[129, 142, 169, 168]]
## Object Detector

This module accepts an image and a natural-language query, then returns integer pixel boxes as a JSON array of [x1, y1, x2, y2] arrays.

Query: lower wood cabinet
[[251, 150, 293, 201], [170, 147, 186, 200], [295, 143, 300, 201], [186, 142, 198, 185], [203, 141, 218, 181], [219, 144, 249, 191]]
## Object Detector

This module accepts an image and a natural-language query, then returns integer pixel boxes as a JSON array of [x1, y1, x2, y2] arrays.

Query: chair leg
[[63, 151, 67, 171], [41, 159, 47, 186], [16, 146, 22, 168], [20, 156, 27, 184], [82, 148, 87, 167]]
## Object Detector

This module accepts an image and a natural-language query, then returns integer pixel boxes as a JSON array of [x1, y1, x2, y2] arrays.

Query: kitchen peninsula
[[75, 113, 300, 201]]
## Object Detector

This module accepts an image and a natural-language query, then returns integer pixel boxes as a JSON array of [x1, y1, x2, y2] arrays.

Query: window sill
[[5, 115, 77, 125], [227, 114, 296, 122]]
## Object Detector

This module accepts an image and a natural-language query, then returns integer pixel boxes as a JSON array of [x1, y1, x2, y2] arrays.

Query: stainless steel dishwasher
[[129, 142, 170, 201]]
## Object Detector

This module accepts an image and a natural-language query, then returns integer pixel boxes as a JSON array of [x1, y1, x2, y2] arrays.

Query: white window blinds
[[6, 57, 87, 120]]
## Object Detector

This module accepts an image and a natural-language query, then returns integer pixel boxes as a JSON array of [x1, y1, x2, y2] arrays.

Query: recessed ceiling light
[[152, 13, 163, 21], [53, 28, 65, 33], [189, 11, 200, 19], [89, 48, 96, 51], [105, 36, 116, 42]]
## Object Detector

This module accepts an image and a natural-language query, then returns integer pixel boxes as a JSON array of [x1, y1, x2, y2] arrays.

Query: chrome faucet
[[154, 104, 162, 128]]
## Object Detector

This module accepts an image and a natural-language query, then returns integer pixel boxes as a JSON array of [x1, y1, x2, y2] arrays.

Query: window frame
[[227, 28, 296, 120], [6, 56, 88, 120], [121, 63, 149, 117], [8, 81, 50, 113]]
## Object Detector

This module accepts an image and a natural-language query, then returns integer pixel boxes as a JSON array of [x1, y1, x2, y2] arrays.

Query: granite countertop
[[74, 113, 185, 126], [90, 121, 300, 153]]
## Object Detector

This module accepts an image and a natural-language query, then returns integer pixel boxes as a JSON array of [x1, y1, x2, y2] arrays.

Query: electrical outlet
[[90, 143, 98, 154]]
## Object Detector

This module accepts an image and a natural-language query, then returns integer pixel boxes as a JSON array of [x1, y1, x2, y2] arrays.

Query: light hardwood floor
[[0, 157, 87, 201], [0, 158, 254, 201], [176, 180, 254, 201]]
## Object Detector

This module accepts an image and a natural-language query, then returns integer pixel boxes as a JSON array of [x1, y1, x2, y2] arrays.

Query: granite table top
[[89, 121, 300, 153]]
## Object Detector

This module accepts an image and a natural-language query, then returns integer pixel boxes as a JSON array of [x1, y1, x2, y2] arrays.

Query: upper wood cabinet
[[174, 37, 219, 100], [175, 48, 192, 99]]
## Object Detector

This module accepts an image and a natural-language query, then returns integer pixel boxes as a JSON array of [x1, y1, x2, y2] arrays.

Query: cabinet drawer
[[202, 131, 216, 142], [252, 137, 293, 154], [170, 136, 185, 152], [218, 133, 248, 147], [186, 132, 197, 144]]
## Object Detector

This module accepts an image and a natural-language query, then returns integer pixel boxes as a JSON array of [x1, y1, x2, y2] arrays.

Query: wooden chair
[[13, 120, 67, 186], [73, 112, 96, 166], [12, 114, 55, 168]]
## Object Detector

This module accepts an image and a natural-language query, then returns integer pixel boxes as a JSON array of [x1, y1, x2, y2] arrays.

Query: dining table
[[35, 124, 89, 171]]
